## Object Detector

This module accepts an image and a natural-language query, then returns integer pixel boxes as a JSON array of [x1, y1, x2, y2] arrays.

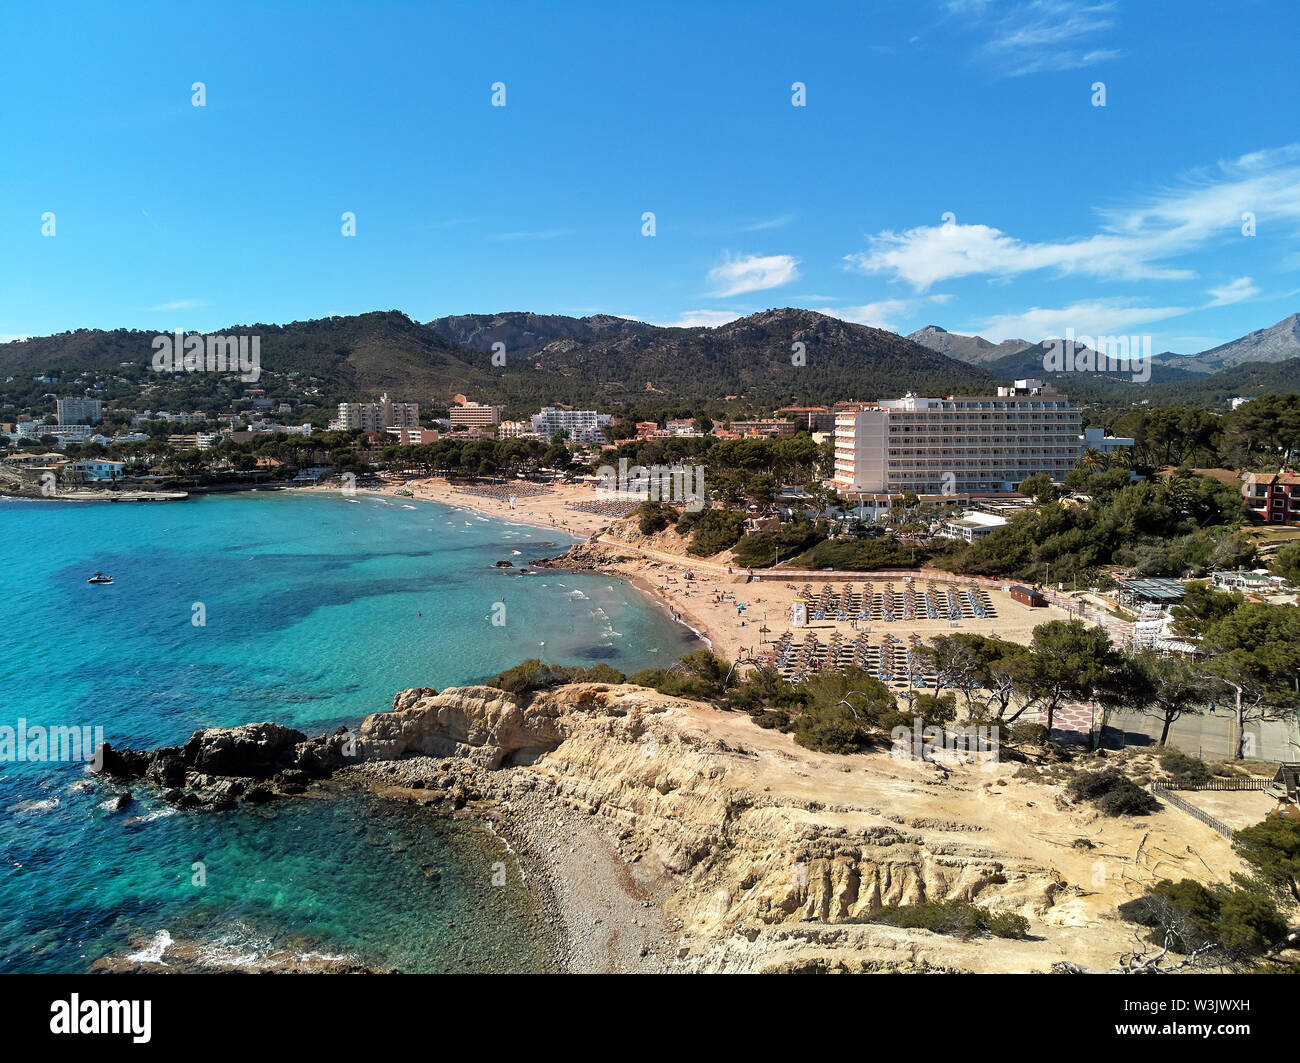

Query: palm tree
[[1078, 448, 1109, 473]]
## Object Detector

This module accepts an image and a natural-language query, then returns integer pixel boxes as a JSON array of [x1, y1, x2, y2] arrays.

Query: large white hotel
[[832, 380, 1083, 499]]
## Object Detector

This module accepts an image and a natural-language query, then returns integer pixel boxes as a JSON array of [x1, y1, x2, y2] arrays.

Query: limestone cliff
[[355, 683, 1245, 973]]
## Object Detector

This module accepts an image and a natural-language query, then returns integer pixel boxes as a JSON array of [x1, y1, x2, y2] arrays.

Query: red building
[[1242, 470, 1300, 524]]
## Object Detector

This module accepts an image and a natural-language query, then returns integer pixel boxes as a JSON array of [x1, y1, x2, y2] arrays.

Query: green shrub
[[1007, 722, 1050, 747], [487, 658, 627, 694], [793, 703, 868, 754], [1119, 878, 1287, 958], [1067, 768, 1158, 816], [628, 650, 731, 701], [867, 900, 1027, 939], [1066, 768, 1127, 802], [1095, 779, 1159, 816], [731, 518, 824, 568], [634, 501, 678, 536], [1159, 749, 1212, 786], [791, 537, 930, 572], [679, 509, 744, 557], [987, 911, 1031, 939]]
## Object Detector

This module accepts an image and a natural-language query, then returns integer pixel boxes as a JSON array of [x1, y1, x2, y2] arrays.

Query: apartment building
[[730, 419, 798, 439], [167, 433, 220, 450], [56, 397, 103, 425], [530, 407, 611, 444], [775, 405, 836, 432], [449, 401, 503, 429], [497, 419, 537, 439], [1242, 470, 1300, 524], [336, 394, 421, 432], [832, 380, 1083, 497], [384, 426, 441, 445]]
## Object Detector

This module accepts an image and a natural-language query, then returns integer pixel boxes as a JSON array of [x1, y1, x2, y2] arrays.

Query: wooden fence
[[1150, 784, 1237, 839], [1172, 777, 1274, 792]]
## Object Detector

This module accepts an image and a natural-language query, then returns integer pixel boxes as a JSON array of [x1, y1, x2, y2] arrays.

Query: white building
[[15, 422, 95, 445], [336, 394, 420, 432], [1080, 426, 1135, 455], [530, 407, 611, 444], [67, 459, 126, 482], [938, 510, 1008, 543], [56, 397, 103, 425], [832, 381, 1083, 496], [449, 402, 503, 429], [497, 419, 537, 439]]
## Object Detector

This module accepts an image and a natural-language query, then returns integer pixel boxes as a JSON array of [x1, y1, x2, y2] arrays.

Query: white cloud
[[706, 253, 800, 297], [1206, 277, 1259, 306], [489, 228, 573, 241], [949, 0, 1121, 77], [656, 310, 743, 329], [0, 334, 31, 343], [817, 294, 953, 331], [976, 298, 1189, 343], [846, 145, 1300, 290], [740, 213, 797, 232], [144, 299, 203, 312]]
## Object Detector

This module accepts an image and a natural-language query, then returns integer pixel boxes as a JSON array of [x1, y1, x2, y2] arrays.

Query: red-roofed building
[[1243, 470, 1300, 524]]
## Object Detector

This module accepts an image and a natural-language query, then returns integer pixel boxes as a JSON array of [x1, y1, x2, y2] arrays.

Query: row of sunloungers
[[455, 481, 553, 500], [759, 629, 941, 689], [800, 581, 995, 622], [566, 498, 643, 518]]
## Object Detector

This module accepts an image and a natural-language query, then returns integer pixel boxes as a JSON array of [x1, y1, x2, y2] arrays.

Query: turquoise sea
[[0, 490, 697, 972]]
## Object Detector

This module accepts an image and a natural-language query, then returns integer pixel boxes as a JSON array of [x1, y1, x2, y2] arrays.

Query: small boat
[[87, 572, 113, 584]]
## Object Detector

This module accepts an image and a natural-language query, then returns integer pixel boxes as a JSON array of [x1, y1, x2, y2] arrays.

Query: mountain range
[[908, 313, 1300, 377], [0, 309, 1295, 420]]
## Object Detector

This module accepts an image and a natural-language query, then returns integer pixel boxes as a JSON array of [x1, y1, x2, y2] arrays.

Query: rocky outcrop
[[358, 685, 583, 768], [530, 541, 639, 570], [97, 723, 357, 809]]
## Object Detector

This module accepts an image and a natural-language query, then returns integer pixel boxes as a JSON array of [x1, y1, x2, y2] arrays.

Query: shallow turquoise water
[[0, 490, 696, 972]]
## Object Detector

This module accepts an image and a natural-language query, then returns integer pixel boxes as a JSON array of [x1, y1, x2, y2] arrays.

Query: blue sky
[[1, 0, 1297, 353]]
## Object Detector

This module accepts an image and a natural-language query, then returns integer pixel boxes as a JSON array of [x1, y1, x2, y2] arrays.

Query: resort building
[[831, 380, 1083, 497], [938, 510, 1009, 543], [1242, 470, 1300, 524], [335, 394, 421, 432], [530, 407, 611, 444], [66, 459, 126, 482], [1211, 569, 1292, 594], [1079, 426, 1135, 456], [449, 402, 503, 429], [14, 422, 96, 445], [56, 397, 103, 425]]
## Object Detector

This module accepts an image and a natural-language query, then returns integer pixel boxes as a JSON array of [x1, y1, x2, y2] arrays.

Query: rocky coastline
[[93, 680, 1247, 974]]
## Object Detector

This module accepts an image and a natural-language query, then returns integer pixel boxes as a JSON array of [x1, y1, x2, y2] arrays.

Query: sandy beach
[[315, 477, 1083, 664]]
